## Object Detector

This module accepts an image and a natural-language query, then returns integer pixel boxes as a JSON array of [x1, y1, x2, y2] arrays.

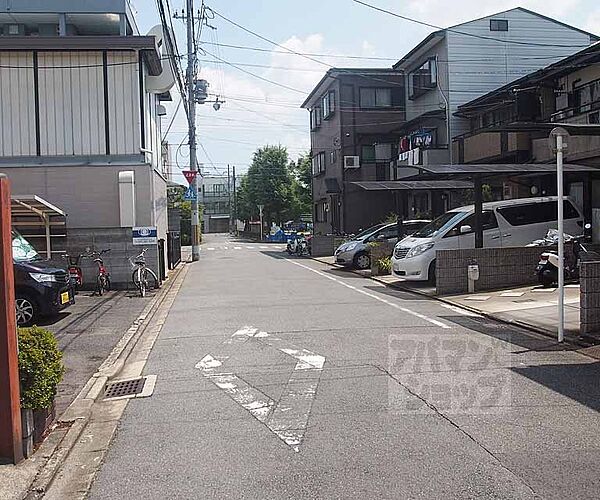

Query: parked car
[[391, 196, 584, 283], [335, 220, 430, 270], [12, 230, 74, 326]]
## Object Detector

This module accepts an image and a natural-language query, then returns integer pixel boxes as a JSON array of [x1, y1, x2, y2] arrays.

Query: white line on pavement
[[286, 260, 451, 329], [234, 246, 242, 250]]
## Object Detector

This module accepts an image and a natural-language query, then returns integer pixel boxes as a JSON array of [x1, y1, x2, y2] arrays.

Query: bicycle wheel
[[146, 268, 160, 289], [102, 275, 111, 292], [96, 275, 103, 296], [132, 268, 145, 297]]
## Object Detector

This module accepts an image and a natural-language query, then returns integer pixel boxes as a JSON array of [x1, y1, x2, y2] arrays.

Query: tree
[[289, 153, 312, 217], [243, 145, 296, 225]]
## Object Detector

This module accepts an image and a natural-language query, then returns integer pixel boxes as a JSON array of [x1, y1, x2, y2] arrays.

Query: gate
[[167, 231, 181, 270]]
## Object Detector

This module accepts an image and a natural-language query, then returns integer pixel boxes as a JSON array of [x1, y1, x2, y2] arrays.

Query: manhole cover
[[104, 375, 156, 400]]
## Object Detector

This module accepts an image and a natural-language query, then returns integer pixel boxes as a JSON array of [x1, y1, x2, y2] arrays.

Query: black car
[[12, 231, 74, 326]]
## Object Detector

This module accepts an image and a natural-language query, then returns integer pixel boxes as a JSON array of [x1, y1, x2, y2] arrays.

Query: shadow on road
[[512, 362, 600, 412], [441, 314, 575, 352]]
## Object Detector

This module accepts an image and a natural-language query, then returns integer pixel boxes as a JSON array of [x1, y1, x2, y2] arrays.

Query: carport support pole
[[474, 174, 483, 249], [0, 174, 23, 464], [556, 134, 565, 343], [44, 215, 51, 259]]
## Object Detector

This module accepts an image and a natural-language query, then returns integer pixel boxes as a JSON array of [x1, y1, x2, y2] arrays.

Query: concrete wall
[[580, 260, 600, 334], [0, 162, 156, 229], [436, 246, 550, 295], [64, 226, 160, 290], [311, 235, 335, 257]]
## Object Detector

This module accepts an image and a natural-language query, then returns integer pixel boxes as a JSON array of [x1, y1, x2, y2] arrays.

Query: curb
[[19, 262, 188, 500]]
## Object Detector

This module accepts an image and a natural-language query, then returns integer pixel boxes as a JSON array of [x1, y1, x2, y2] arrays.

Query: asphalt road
[[89, 233, 600, 499]]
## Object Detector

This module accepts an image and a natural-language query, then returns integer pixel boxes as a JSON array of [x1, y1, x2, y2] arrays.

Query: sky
[[133, 0, 600, 182]]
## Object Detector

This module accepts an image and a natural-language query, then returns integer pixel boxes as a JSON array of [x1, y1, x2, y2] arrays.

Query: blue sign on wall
[[132, 226, 158, 246]]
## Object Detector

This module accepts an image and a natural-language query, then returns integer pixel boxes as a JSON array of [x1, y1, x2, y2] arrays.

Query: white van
[[391, 196, 584, 282]]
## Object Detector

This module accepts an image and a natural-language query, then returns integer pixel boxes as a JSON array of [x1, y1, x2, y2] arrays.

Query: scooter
[[286, 234, 309, 256], [63, 251, 86, 294], [536, 225, 595, 287]]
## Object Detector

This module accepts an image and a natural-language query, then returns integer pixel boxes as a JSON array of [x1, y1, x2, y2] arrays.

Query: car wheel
[[16, 295, 37, 327], [428, 260, 436, 284], [354, 252, 370, 270]]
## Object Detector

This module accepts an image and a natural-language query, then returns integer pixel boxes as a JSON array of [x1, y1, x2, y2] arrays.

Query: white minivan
[[391, 196, 584, 282]]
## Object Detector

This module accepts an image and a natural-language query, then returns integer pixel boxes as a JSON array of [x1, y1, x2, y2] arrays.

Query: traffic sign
[[182, 170, 197, 184], [184, 186, 197, 201]]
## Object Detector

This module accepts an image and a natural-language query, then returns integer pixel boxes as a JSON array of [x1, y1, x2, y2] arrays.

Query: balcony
[[453, 131, 531, 164], [532, 135, 600, 165], [0, 0, 138, 36]]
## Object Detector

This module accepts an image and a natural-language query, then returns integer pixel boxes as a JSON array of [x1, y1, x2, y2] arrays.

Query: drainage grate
[[105, 377, 146, 399]]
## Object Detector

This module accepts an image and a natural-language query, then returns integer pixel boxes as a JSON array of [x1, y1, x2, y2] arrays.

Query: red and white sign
[[182, 170, 197, 184]]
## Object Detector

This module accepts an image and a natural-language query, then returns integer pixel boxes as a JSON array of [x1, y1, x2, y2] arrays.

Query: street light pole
[[258, 204, 264, 242], [551, 127, 568, 343], [187, 0, 200, 261]]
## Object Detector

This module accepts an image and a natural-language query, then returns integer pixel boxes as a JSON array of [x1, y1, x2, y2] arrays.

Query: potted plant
[[18, 326, 65, 456]]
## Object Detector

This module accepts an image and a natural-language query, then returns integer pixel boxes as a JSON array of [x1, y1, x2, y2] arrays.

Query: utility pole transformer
[[187, 0, 200, 261]]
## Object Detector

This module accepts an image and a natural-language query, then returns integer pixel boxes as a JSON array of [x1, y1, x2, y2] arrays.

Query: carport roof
[[415, 163, 598, 176], [351, 180, 473, 191], [11, 195, 66, 217]]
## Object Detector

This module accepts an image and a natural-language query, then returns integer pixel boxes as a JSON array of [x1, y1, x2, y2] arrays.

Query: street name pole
[[187, 0, 200, 261], [0, 174, 23, 464]]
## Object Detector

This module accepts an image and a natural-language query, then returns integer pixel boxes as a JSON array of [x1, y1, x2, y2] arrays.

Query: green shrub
[[376, 257, 392, 275], [18, 326, 65, 410]]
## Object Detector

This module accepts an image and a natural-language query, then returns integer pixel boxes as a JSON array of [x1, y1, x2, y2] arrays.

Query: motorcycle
[[535, 225, 597, 287], [286, 234, 309, 256]]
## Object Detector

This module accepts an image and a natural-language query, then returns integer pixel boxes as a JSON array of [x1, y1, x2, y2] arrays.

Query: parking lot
[[39, 290, 151, 414]]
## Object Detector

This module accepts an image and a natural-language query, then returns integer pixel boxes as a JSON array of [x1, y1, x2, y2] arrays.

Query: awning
[[11, 195, 67, 259], [415, 163, 598, 176], [351, 180, 473, 191]]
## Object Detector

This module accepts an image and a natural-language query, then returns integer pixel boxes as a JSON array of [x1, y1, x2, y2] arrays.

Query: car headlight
[[30, 272, 57, 283], [345, 242, 358, 251], [406, 242, 435, 259]]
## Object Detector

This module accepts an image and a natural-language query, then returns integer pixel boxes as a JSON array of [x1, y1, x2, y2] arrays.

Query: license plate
[[60, 292, 70, 305]]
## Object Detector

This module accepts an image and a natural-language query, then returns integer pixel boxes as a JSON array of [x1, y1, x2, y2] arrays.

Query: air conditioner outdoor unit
[[343, 155, 360, 169]]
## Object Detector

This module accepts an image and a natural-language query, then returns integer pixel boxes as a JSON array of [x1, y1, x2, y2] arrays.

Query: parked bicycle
[[130, 248, 160, 297], [90, 249, 111, 296]]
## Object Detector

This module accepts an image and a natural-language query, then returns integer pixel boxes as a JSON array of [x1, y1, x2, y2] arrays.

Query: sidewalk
[[0, 264, 185, 500], [314, 256, 585, 341]]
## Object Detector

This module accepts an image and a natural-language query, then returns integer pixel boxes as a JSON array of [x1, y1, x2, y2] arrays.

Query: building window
[[315, 201, 328, 223], [490, 19, 508, 31], [361, 145, 376, 163], [322, 90, 335, 119], [408, 59, 437, 99], [359, 88, 393, 108], [312, 152, 326, 175], [310, 107, 322, 130]]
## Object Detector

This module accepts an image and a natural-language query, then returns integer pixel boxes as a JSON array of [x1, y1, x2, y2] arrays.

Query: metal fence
[[167, 231, 182, 270]]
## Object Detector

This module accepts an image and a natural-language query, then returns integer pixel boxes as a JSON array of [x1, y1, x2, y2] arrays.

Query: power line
[[201, 47, 308, 94], [200, 40, 398, 61], [352, 0, 593, 49]]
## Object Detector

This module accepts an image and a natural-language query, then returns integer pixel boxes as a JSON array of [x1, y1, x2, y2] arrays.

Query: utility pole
[[187, 0, 200, 261], [232, 166, 237, 235], [227, 164, 232, 234]]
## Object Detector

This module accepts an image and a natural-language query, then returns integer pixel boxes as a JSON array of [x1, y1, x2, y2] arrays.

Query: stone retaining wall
[[580, 260, 600, 334], [436, 246, 553, 295], [64, 227, 160, 290]]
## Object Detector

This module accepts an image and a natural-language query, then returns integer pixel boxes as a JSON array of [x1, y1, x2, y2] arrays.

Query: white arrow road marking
[[196, 327, 325, 452]]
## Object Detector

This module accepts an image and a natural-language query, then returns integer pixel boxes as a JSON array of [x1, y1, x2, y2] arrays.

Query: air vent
[[344, 155, 360, 169]]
